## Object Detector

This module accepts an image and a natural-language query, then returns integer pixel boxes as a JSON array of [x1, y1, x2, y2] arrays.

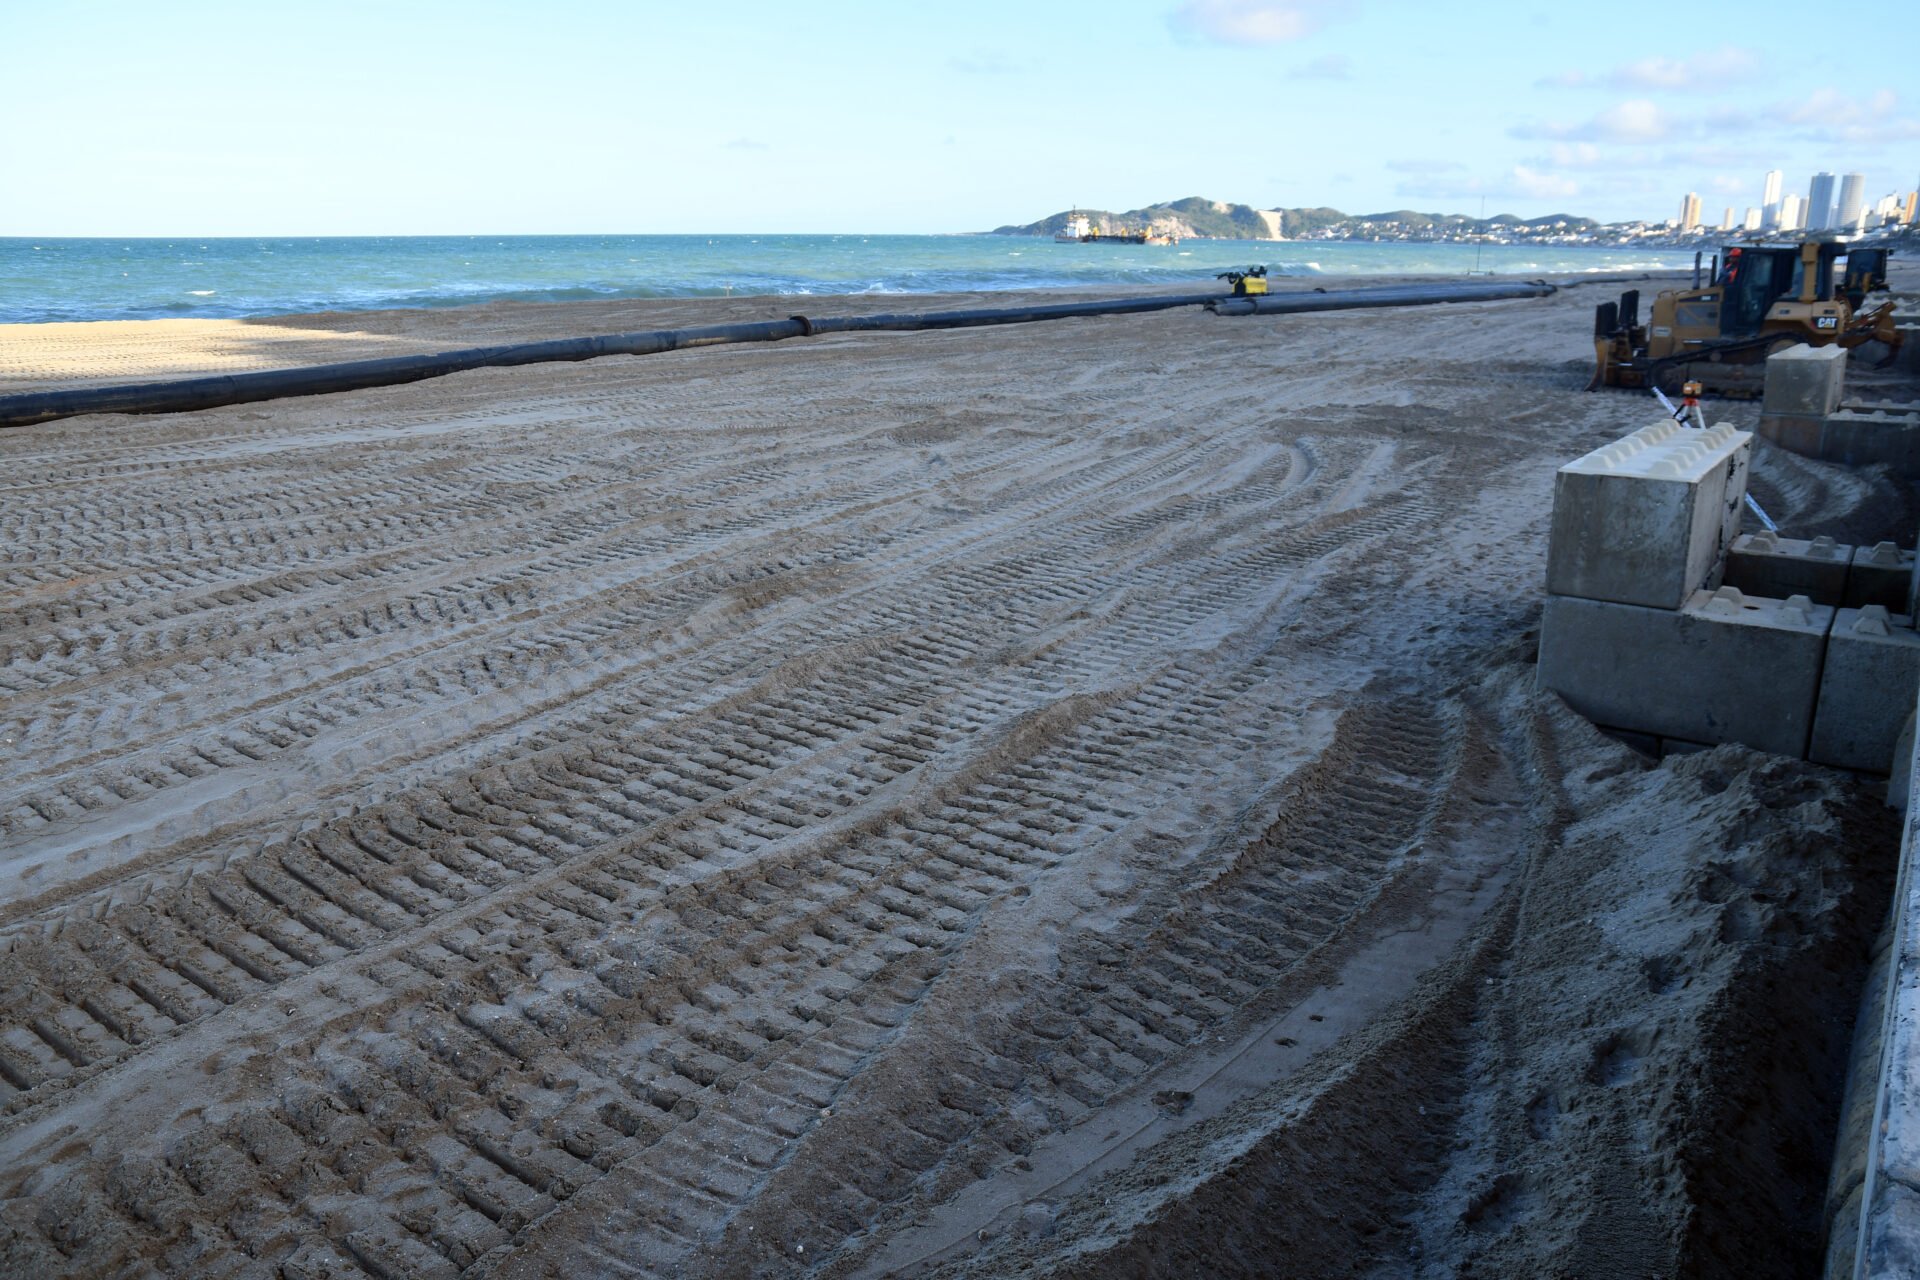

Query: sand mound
[[921, 678, 1895, 1280]]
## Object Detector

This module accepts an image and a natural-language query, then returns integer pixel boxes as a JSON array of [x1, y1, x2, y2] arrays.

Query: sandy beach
[[0, 273, 1910, 1278]]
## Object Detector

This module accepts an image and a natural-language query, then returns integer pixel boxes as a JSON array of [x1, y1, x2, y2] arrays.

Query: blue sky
[[5, 0, 1916, 235]]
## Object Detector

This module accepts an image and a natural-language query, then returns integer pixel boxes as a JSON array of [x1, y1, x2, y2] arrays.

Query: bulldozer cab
[[1721, 237, 1882, 329], [1718, 246, 1801, 336], [1842, 247, 1892, 309]]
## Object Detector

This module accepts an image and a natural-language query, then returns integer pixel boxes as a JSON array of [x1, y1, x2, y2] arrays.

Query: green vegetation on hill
[[989, 197, 1272, 239], [990, 199, 1599, 240]]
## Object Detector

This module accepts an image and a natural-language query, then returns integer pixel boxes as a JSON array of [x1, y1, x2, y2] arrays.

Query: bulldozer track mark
[[672, 695, 1473, 1274], [0, 297, 1532, 1278], [0, 637, 1313, 1273], [0, 432, 1360, 878], [0, 477, 1425, 1113]]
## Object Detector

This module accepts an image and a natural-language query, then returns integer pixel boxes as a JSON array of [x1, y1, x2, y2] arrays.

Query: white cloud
[[1684, 87, 1920, 147], [1511, 166, 1580, 200], [1288, 53, 1352, 80], [1541, 45, 1760, 91], [1168, 0, 1344, 45], [1783, 88, 1851, 126], [1391, 165, 1582, 204], [1524, 79, 1918, 158], [1517, 142, 1758, 177], [1545, 142, 1602, 167], [1513, 98, 1671, 144], [1584, 99, 1669, 142], [1778, 87, 1920, 144]]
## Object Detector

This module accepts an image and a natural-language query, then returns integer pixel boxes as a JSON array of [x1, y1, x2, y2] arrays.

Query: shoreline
[[0, 235, 1709, 327], [0, 270, 1697, 397]]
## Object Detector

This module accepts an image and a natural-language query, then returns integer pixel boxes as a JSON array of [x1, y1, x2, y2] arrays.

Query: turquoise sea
[[0, 235, 1699, 325]]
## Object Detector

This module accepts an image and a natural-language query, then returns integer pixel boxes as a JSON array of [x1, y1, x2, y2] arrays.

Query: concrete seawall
[[1829, 704, 1920, 1277]]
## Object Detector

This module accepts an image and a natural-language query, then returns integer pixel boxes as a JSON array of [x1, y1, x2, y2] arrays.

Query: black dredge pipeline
[[0, 281, 1555, 429]]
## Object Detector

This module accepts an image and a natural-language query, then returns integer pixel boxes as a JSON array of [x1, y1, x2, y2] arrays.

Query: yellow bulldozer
[[1589, 236, 1899, 393]]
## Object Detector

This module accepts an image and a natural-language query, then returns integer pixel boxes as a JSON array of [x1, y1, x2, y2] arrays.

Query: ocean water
[[0, 234, 1700, 324]]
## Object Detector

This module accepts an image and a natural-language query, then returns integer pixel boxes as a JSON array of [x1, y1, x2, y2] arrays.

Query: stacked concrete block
[[1536, 415, 1920, 766], [1757, 343, 1920, 477], [1725, 531, 1852, 605], [1811, 607, 1920, 771], [1899, 299, 1920, 374], [1760, 344, 1850, 453], [1850, 542, 1918, 611], [1821, 408, 1920, 472], [1756, 343, 1841, 457], [1540, 587, 1831, 757], [1545, 420, 1753, 609]]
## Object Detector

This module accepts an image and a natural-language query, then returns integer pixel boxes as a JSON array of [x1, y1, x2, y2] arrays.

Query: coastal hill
[[990, 196, 1597, 241]]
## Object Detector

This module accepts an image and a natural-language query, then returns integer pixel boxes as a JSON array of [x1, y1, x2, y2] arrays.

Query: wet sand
[[0, 275, 1905, 1277]]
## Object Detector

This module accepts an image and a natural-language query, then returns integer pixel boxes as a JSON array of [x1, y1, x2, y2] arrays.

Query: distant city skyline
[[4, 1, 1917, 235], [1676, 165, 1915, 234]]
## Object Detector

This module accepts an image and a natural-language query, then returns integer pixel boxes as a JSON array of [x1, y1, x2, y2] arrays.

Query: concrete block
[[1827, 784, 1916, 1277], [1716, 434, 1751, 573], [1892, 712, 1917, 808], [1757, 410, 1826, 456], [1763, 342, 1849, 418], [1857, 724, 1920, 1278], [1537, 586, 1830, 757], [1545, 420, 1752, 609], [1910, 527, 1920, 620], [1812, 607, 1920, 772], [1724, 531, 1851, 606], [1595, 725, 1659, 758], [1827, 939, 1894, 1238], [1842, 399, 1920, 415], [1863, 1180, 1920, 1280], [1848, 542, 1917, 611], [1872, 943, 1920, 1277], [1822, 410, 1920, 474]]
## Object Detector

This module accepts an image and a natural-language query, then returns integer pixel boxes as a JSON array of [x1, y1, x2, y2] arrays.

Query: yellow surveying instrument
[[1217, 266, 1269, 297]]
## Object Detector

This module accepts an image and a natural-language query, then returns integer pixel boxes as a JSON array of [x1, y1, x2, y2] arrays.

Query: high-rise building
[[1743, 206, 1762, 231], [1837, 172, 1866, 230], [1906, 190, 1918, 226], [1723, 207, 1735, 231], [1779, 193, 1804, 231], [1762, 169, 1783, 228], [1874, 193, 1901, 226], [1680, 192, 1702, 229], [1808, 172, 1837, 230]]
